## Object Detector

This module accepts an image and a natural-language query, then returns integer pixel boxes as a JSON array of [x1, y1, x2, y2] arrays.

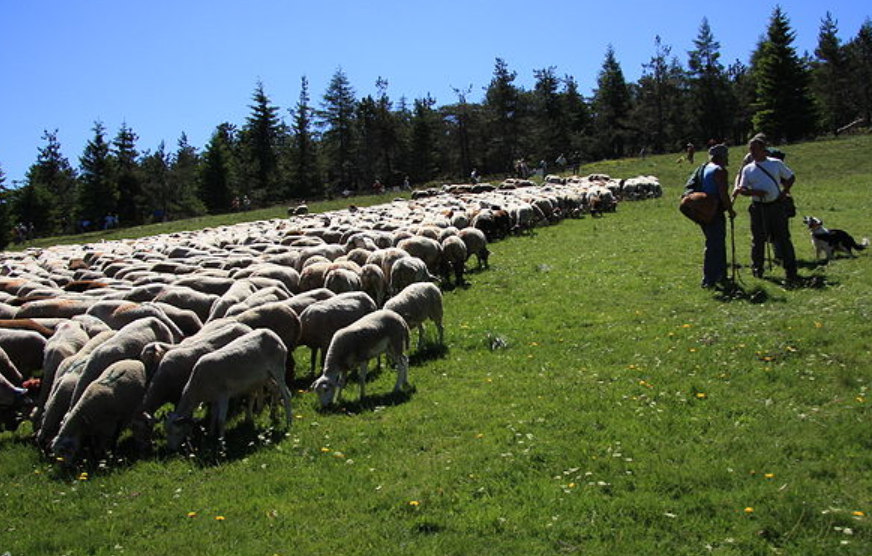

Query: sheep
[[36, 321, 90, 418], [360, 264, 388, 308], [36, 330, 117, 448], [0, 329, 47, 379], [102, 302, 186, 343], [69, 317, 176, 408], [312, 309, 410, 407], [458, 227, 490, 269], [14, 298, 94, 319], [384, 282, 444, 350], [441, 235, 468, 286], [153, 286, 219, 322], [389, 256, 434, 295], [0, 318, 54, 337], [324, 268, 362, 295], [285, 288, 336, 316], [234, 301, 302, 385], [298, 291, 377, 376], [223, 286, 292, 318], [0, 346, 22, 385], [397, 236, 443, 274], [207, 279, 260, 321], [299, 261, 332, 291], [365, 247, 410, 280], [50, 360, 148, 462], [133, 321, 253, 449], [164, 328, 293, 451]]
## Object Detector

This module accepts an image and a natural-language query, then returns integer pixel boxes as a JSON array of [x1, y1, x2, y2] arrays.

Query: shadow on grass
[[325, 387, 416, 415], [409, 342, 449, 365]]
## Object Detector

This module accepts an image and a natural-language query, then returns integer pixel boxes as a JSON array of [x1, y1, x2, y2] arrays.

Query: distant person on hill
[[698, 144, 736, 288], [686, 142, 696, 164]]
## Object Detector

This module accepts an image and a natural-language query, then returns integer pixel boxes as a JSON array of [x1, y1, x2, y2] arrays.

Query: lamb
[[441, 235, 468, 286], [133, 321, 254, 448], [36, 330, 117, 448], [298, 291, 377, 376], [312, 309, 410, 407], [69, 317, 176, 408], [164, 328, 293, 451], [50, 360, 148, 462], [383, 282, 444, 350]]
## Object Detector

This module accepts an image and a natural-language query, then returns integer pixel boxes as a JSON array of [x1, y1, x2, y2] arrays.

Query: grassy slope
[[1, 135, 870, 555]]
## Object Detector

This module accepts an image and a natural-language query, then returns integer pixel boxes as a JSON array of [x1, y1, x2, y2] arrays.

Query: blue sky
[[1, 0, 868, 186]]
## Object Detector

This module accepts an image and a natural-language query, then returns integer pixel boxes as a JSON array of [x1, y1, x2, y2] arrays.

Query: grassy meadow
[[1, 135, 870, 555]]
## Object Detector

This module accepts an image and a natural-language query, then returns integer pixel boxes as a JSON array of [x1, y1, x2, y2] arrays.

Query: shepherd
[[698, 144, 736, 288]]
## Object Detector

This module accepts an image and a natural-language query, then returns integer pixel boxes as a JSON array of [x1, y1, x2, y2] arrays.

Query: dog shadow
[[714, 282, 779, 304]]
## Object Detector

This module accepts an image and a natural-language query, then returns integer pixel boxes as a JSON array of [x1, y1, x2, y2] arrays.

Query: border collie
[[802, 216, 869, 262]]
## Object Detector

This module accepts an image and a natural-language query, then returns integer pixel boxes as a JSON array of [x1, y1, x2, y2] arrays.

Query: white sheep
[[458, 227, 490, 269], [50, 359, 148, 462], [383, 282, 444, 350], [298, 291, 377, 376], [165, 328, 293, 451], [441, 235, 468, 286], [360, 264, 388, 307], [389, 256, 434, 295], [324, 268, 362, 294], [312, 309, 410, 407]]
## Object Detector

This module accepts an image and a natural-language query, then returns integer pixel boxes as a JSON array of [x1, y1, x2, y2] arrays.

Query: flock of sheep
[[0, 173, 661, 464]]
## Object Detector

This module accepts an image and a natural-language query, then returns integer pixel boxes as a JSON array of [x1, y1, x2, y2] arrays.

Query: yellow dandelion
[[744, 507, 755, 514], [696, 392, 707, 399], [764, 473, 775, 479], [78, 472, 89, 481], [682, 324, 692, 329], [689, 348, 697, 353], [814, 322, 823, 328], [320, 447, 330, 453], [852, 511, 865, 517], [857, 397, 866, 403], [215, 515, 226, 521], [529, 342, 539, 347], [475, 433, 484, 439], [485, 378, 493, 383], [187, 511, 197, 518], [568, 483, 576, 488], [409, 500, 420, 507]]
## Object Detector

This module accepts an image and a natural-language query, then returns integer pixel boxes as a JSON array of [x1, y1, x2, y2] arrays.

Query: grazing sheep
[[441, 235, 467, 286], [398, 236, 443, 274], [360, 264, 388, 307], [298, 292, 377, 376], [285, 288, 336, 316], [298, 261, 332, 291], [69, 317, 176, 408], [0, 329, 47, 379], [207, 279, 260, 321], [133, 321, 253, 448], [458, 227, 490, 269], [36, 321, 90, 417], [325, 268, 362, 295], [0, 318, 54, 337], [14, 299, 94, 319], [165, 329, 293, 450], [223, 286, 292, 318], [50, 360, 148, 462], [103, 302, 186, 343], [312, 309, 410, 407], [384, 282, 444, 350], [154, 286, 219, 323], [234, 301, 302, 384], [389, 256, 434, 295], [36, 330, 117, 448]]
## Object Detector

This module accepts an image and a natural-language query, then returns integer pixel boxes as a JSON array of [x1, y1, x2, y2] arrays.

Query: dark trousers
[[749, 200, 797, 277], [701, 213, 727, 285]]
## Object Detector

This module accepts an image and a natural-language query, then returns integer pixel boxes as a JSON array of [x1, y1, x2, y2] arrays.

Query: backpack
[[679, 164, 718, 225]]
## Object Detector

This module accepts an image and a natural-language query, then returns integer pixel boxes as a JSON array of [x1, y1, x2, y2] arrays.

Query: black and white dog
[[802, 216, 869, 262]]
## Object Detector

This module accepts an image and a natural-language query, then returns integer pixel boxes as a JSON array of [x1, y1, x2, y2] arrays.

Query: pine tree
[[319, 68, 358, 191], [408, 95, 440, 184], [846, 18, 872, 126], [531, 66, 567, 163], [635, 36, 688, 153], [561, 75, 593, 162], [483, 58, 521, 174], [77, 121, 117, 227], [28, 129, 77, 233], [112, 122, 143, 226], [813, 12, 852, 133], [141, 142, 172, 222], [687, 18, 735, 143], [199, 123, 237, 213], [288, 76, 320, 199], [170, 133, 205, 217], [592, 45, 632, 158], [239, 80, 285, 204], [751, 7, 818, 141]]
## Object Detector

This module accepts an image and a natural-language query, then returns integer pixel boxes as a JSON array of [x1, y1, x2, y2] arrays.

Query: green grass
[[2, 135, 871, 555]]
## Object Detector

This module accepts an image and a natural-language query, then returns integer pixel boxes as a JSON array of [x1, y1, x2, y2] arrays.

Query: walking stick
[[730, 214, 738, 284]]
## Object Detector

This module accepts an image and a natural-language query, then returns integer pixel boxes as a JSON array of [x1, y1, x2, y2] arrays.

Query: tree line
[[1, 8, 870, 248]]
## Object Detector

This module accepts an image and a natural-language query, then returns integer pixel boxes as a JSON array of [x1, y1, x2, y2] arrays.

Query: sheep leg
[[212, 397, 230, 441], [358, 361, 368, 400], [309, 348, 318, 377], [417, 325, 425, 351], [394, 354, 409, 392]]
